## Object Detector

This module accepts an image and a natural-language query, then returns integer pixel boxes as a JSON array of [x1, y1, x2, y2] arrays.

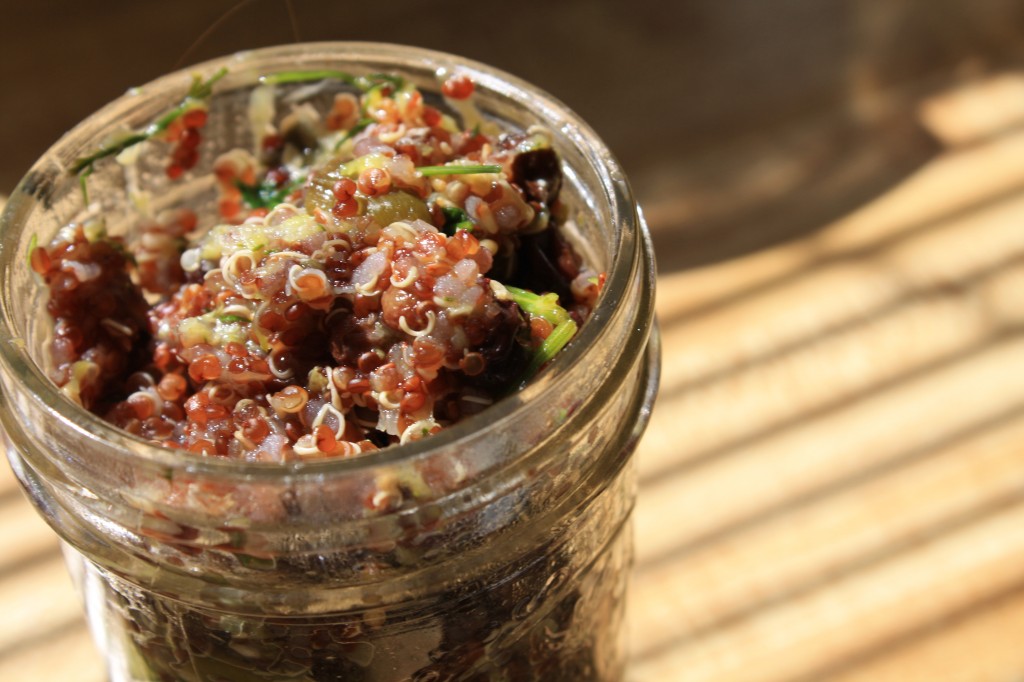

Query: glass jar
[[0, 43, 658, 681]]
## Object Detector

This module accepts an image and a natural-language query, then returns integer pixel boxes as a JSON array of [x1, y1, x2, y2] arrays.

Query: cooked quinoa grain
[[36, 70, 600, 461]]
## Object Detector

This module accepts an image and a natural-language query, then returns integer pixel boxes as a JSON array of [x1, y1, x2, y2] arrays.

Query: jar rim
[[0, 41, 646, 480]]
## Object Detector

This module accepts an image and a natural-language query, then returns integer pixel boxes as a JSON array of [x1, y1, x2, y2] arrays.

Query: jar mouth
[[0, 42, 647, 479]]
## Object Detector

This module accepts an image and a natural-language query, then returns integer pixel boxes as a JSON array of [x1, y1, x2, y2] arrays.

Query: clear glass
[[0, 43, 658, 681]]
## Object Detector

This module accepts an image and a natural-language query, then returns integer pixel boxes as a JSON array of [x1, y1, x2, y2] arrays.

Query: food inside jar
[[33, 69, 603, 462], [21, 62, 637, 682]]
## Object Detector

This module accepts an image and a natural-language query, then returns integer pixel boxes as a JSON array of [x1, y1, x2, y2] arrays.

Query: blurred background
[[5, 0, 1024, 679]]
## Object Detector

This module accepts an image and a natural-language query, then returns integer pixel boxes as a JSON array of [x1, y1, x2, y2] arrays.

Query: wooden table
[[4, 69, 1024, 681]]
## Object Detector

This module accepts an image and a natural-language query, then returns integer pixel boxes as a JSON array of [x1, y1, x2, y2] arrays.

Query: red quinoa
[[39, 71, 601, 462]]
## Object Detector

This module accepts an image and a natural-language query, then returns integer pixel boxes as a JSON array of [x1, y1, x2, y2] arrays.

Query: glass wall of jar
[[0, 43, 658, 681]]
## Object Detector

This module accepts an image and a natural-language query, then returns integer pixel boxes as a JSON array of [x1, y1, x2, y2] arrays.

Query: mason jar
[[0, 43, 658, 681]]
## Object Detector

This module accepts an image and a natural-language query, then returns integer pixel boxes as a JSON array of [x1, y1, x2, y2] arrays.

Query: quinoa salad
[[32, 68, 601, 461], [8, 54, 648, 682]]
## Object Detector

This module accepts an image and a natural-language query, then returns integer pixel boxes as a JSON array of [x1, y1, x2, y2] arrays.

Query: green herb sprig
[[417, 164, 501, 177], [26, 234, 38, 271], [235, 175, 304, 211], [69, 67, 228, 177], [505, 286, 569, 325], [440, 206, 474, 235], [522, 317, 578, 382], [333, 117, 373, 152], [505, 285, 578, 384], [259, 70, 404, 93]]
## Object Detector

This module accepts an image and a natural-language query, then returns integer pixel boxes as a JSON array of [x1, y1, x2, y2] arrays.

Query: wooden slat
[[0, 466, 94, 672], [918, 72, 1024, 147], [0, 619, 104, 682], [0, 457, 19, 499], [630, 379, 1024, 659], [636, 300, 1024, 565], [657, 175, 1024, 395], [0, 554, 89, 657], [629, 497, 1024, 681], [830, 584, 1024, 681], [0, 483, 63, 575], [627, 71, 1024, 680], [641, 161, 1024, 483], [652, 120, 1024, 327]]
